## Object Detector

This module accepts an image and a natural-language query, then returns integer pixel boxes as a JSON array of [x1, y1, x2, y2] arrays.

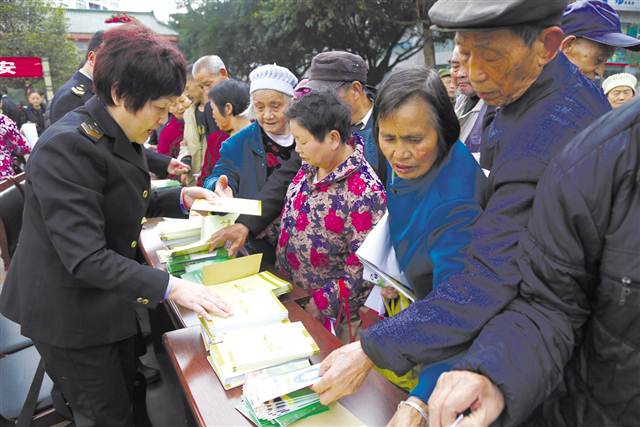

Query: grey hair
[[192, 55, 226, 77]]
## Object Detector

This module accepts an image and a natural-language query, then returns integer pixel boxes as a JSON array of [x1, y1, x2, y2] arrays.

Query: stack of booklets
[[238, 364, 328, 426], [166, 248, 231, 276], [200, 287, 319, 389], [157, 217, 203, 248]]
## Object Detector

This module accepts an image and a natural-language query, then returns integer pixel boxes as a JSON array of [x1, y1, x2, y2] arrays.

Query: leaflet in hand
[[356, 212, 416, 302], [192, 197, 262, 216]]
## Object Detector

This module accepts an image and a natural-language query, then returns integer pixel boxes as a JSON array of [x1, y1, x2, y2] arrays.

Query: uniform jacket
[[0, 96, 184, 349], [49, 70, 93, 125], [359, 52, 611, 376], [456, 97, 640, 427], [48, 71, 171, 177]]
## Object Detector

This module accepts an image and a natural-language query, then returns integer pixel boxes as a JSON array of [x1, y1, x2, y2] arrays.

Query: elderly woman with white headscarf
[[204, 64, 298, 198], [602, 72, 637, 109]]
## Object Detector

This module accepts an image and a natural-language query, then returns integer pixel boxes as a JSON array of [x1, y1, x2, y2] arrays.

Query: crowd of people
[[0, 0, 639, 426]]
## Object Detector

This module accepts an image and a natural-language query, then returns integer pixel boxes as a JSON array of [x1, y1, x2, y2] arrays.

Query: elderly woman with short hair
[[272, 90, 386, 342]]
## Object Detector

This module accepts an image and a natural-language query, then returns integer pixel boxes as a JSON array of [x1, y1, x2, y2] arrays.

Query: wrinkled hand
[[382, 287, 399, 300], [208, 223, 249, 256], [168, 278, 233, 320], [387, 397, 428, 427], [428, 371, 504, 427], [181, 187, 218, 210], [214, 175, 234, 198], [168, 158, 191, 175], [311, 341, 373, 405]]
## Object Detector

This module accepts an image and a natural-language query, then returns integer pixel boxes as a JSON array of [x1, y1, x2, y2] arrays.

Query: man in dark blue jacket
[[311, 1, 612, 423], [427, 85, 640, 427]]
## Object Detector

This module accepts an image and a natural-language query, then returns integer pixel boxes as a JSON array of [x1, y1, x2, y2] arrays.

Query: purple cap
[[562, 0, 640, 51]]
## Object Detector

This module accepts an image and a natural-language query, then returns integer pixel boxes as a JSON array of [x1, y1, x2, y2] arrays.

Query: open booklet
[[356, 212, 416, 304]]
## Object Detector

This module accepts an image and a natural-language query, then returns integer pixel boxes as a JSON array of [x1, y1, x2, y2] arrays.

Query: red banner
[[0, 57, 43, 78]]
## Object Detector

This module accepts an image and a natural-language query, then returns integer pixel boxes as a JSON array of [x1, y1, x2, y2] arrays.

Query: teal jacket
[[204, 122, 267, 198]]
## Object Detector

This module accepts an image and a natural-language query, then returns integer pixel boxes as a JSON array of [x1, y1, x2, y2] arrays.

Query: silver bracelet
[[398, 399, 429, 423]]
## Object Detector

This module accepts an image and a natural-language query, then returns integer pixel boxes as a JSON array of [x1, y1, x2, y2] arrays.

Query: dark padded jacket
[[457, 97, 640, 426], [359, 52, 611, 376]]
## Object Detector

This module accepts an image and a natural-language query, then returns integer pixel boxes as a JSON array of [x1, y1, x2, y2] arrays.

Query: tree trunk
[[422, 19, 436, 67]]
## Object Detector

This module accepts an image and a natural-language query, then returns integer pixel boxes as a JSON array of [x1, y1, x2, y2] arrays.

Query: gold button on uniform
[[142, 189, 149, 199], [136, 297, 149, 305], [130, 240, 137, 248]]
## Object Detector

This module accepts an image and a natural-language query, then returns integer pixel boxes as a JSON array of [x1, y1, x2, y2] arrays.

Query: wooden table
[[163, 301, 407, 427]]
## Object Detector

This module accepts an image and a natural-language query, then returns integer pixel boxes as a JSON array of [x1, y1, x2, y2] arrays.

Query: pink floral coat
[[275, 136, 386, 319], [0, 114, 30, 179]]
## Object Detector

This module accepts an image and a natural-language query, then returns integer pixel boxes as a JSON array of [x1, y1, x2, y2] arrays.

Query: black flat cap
[[429, 0, 566, 32], [304, 51, 368, 87]]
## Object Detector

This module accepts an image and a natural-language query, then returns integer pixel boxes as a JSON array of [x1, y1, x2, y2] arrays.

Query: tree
[[172, 0, 443, 84], [0, 0, 80, 96]]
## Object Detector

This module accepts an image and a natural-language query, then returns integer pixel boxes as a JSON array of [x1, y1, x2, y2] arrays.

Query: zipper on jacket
[[619, 276, 632, 306]]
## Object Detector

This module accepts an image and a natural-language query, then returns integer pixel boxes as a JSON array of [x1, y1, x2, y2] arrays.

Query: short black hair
[[209, 79, 250, 117], [87, 30, 104, 57], [374, 66, 460, 165], [79, 30, 104, 68], [286, 89, 351, 143], [93, 24, 186, 112]]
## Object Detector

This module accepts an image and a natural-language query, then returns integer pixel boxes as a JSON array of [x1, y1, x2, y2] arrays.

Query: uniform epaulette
[[79, 120, 104, 143], [71, 83, 87, 97]]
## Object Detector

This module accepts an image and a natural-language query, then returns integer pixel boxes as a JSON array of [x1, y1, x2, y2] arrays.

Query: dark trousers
[[34, 337, 138, 427]]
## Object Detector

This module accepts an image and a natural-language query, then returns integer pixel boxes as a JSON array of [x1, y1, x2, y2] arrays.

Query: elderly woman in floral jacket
[[273, 90, 386, 342]]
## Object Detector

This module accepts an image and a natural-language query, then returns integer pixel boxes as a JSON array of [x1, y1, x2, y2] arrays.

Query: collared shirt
[[78, 68, 92, 81], [354, 106, 374, 130]]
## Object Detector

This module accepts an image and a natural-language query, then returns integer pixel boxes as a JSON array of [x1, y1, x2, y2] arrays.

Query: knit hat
[[602, 73, 637, 95], [249, 64, 298, 97]]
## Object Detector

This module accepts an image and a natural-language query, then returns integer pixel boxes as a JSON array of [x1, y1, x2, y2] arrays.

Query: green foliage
[[0, 0, 81, 95], [173, 0, 440, 85]]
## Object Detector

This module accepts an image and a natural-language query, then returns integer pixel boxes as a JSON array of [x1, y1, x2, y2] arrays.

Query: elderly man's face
[[562, 37, 614, 81], [455, 29, 546, 107], [194, 70, 227, 103], [451, 48, 475, 97]]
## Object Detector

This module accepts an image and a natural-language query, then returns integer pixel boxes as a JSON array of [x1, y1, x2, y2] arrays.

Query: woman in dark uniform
[[0, 24, 231, 426]]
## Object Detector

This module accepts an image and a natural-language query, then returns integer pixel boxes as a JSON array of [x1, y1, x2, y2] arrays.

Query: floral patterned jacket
[[0, 114, 30, 179], [275, 135, 386, 319]]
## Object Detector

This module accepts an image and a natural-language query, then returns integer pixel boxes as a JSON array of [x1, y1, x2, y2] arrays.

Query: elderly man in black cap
[[561, 0, 640, 81], [309, 1, 612, 426], [297, 51, 382, 173]]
